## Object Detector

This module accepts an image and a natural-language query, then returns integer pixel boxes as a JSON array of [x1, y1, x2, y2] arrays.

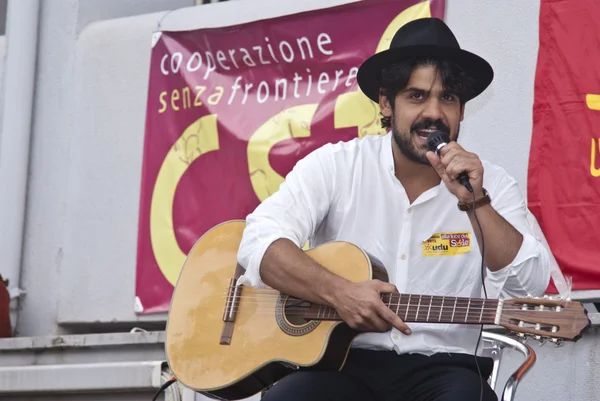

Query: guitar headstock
[[499, 296, 591, 346]]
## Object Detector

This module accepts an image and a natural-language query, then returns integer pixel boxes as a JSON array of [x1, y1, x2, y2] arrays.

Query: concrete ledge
[[571, 290, 600, 302], [0, 360, 166, 394], [0, 330, 165, 351]]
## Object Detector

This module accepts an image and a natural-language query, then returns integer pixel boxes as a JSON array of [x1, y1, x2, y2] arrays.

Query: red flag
[[0, 276, 11, 338], [528, 0, 600, 292]]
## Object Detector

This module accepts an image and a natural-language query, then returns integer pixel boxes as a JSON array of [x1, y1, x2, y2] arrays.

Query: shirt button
[[393, 334, 399, 340], [407, 209, 412, 214], [401, 254, 407, 260]]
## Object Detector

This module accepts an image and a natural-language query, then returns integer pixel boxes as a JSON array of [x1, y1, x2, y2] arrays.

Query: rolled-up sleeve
[[485, 165, 551, 298], [236, 144, 336, 288]]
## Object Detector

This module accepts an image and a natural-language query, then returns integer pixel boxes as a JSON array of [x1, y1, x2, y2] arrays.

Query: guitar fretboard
[[304, 294, 499, 325]]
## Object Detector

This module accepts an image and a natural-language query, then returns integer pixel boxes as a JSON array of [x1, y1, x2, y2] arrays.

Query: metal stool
[[481, 331, 536, 401]]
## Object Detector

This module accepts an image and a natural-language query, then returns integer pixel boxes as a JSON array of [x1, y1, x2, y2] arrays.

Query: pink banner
[[135, 0, 446, 313]]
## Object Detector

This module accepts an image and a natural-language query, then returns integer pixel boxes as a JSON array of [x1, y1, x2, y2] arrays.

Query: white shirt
[[237, 132, 550, 356]]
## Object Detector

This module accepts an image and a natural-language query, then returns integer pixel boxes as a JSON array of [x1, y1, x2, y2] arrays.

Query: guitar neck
[[305, 294, 500, 325]]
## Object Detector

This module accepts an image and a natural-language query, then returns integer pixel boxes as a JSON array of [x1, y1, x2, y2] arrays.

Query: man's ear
[[459, 104, 465, 122], [379, 92, 392, 117]]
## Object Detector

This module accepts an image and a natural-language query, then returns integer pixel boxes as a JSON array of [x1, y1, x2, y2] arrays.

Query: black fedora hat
[[357, 17, 493, 103]]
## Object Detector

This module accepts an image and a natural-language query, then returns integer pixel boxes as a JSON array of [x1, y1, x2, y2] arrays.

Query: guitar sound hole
[[284, 297, 312, 326], [276, 294, 320, 336]]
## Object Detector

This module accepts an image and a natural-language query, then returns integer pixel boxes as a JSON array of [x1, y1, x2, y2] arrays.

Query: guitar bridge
[[220, 265, 244, 345], [222, 278, 240, 323]]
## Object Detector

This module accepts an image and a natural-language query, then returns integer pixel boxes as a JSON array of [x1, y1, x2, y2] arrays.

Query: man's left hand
[[426, 142, 484, 203]]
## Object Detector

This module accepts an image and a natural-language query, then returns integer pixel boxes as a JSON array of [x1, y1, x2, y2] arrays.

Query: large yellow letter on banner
[[585, 94, 600, 177], [591, 138, 600, 177], [335, 1, 432, 137], [247, 105, 317, 202], [586, 94, 600, 111], [150, 114, 219, 285]]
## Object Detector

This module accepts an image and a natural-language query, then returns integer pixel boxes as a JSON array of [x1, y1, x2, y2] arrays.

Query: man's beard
[[392, 118, 456, 165]]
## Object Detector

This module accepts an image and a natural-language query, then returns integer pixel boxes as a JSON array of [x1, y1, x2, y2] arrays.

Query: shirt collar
[[380, 130, 447, 204]]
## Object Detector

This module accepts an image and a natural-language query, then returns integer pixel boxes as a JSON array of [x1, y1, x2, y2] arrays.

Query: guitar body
[[166, 221, 591, 399], [165, 220, 388, 400]]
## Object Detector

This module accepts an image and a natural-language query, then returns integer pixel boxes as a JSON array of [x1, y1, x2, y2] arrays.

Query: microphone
[[426, 131, 473, 193]]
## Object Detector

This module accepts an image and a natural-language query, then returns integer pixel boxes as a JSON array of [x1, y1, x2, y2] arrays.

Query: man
[[236, 17, 550, 401]]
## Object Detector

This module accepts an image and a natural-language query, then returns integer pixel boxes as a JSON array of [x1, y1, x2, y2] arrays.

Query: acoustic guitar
[[165, 220, 590, 400]]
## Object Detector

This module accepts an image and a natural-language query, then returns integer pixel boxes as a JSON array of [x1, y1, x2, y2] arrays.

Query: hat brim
[[356, 45, 494, 103]]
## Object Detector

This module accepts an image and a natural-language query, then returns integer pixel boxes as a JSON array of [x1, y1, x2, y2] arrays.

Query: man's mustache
[[411, 119, 449, 134]]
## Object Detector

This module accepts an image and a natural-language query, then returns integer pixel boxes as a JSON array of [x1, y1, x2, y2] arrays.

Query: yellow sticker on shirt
[[422, 232, 471, 256]]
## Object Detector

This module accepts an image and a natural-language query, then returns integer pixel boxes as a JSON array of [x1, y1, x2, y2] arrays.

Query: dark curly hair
[[377, 57, 477, 129]]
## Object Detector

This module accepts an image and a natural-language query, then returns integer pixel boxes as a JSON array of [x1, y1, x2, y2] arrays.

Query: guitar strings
[[207, 289, 563, 337], [222, 288, 569, 305], [222, 295, 510, 311], [221, 293, 510, 302], [220, 307, 502, 315], [221, 303, 521, 314], [221, 291, 509, 302], [219, 294, 524, 311], [220, 304, 516, 316], [219, 295, 519, 309], [220, 288, 551, 306], [220, 310, 507, 320], [217, 288, 557, 323], [215, 309, 521, 327], [219, 304, 567, 336], [220, 293, 507, 304], [216, 307, 559, 335], [219, 293, 555, 312]]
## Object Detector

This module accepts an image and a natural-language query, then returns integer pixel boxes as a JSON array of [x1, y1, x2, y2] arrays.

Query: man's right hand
[[331, 279, 412, 335]]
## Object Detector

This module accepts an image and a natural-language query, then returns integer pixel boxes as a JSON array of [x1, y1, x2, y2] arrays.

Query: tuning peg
[[550, 338, 563, 347], [534, 324, 543, 344]]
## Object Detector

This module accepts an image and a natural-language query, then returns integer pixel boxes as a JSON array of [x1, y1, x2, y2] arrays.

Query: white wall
[[446, 0, 540, 189], [76, 0, 194, 32], [0, 35, 6, 129], [14, 0, 192, 337], [9, 0, 600, 400]]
